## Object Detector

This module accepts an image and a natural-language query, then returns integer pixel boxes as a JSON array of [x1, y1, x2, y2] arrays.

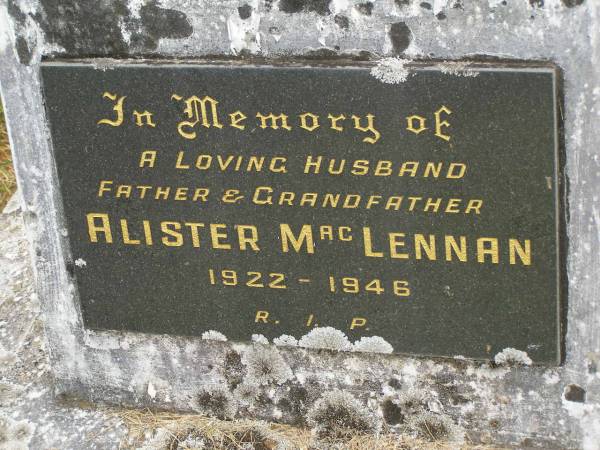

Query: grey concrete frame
[[0, 1, 598, 447]]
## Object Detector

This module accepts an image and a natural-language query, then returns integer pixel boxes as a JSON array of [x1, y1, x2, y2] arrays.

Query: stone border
[[1, 1, 598, 447]]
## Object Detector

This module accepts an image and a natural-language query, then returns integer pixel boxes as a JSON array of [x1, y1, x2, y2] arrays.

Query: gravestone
[[41, 61, 563, 363], [1, 1, 599, 448]]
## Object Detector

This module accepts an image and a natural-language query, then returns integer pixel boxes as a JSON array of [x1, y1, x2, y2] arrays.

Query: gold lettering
[[98, 180, 113, 197], [161, 221, 183, 246], [389, 233, 408, 259], [444, 235, 467, 262], [171, 94, 223, 139], [175, 151, 190, 169], [477, 238, 499, 264], [447, 163, 466, 179], [236, 225, 260, 251], [133, 110, 156, 127], [256, 112, 292, 130], [406, 114, 427, 135], [120, 219, 140, 245], [363, 227, 383, 257], [465, 199, 483, 214], [229, 110, 247, 130], [299, 112, 320, 131], [351, 114, 380, 144], [143, 220, 153, 245], [509, 239, 531, 266], [87, 213, 112, 243], [98, 92, 125, 127], [399, 162, 419, 177], [280, 224, 314, 254], [350, 317, 367, 329], [434, 105, 452, 141], [210, 224, 231, 250], [185, 222, 204, 248], [255, 311, 269, 323], [415, 234, 436, 260], [328, 113, 345, 131], [139, 150, 157, 168]]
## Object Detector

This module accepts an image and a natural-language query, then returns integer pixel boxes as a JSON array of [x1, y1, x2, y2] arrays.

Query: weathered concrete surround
[[0, 0, 598, 447]]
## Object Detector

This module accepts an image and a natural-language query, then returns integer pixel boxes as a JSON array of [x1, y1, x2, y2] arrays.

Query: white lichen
[[352, 336, 393, 354], [233, 382, 260, 405], [242, 346, 293, 386], [147, 382, 157, 399], [438, 61, 479, 77], [0, 417, 10, 443], [298, 327, 353, 352], [371, 58, 411, 84], [494, 348, 532, 367], [307, 390, 380, 439], [406, 411, 464, 443], [201, 330, 228, 342], [177, 434, 206, 449], [138, 427, 171, 450], [0, 346, 16, 365], [0, 416, 33, 448], [8, 420, 33, 444], [251, 334, 269, 345], [273, 334, 298, 347], [196, 384, 238, 419], [395, 388, 428, 413], [74, 258, 87, 267], [0, 442, 28, 450], [0, 382, 23, 407]]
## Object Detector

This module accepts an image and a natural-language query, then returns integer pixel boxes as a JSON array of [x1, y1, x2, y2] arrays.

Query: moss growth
[[307, 390, 379, 441], [196, 385, 237, 420], [242, 346, 293, 386]]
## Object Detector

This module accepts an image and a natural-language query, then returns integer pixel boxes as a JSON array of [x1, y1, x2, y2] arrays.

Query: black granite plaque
[[41, 61, 563, 363]]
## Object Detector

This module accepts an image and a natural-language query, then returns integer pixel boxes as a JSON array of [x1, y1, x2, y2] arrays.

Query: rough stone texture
[[0, 207, 127, 449], [0, 0, 599, 448]]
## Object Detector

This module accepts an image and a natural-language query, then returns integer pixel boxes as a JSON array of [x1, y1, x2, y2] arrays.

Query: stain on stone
[[388, 377, 402, 389], [564, 384, 586, 403], [395, 0, 411, 6], [389, 22, 412, 54], [334, 14, 350, 29], [65, 260, 75, 277], [521, 438, 535, 447], [436, 12, 447, 20], [34, 0, 192, 57], [35, 0, 130, 56], [303, 48, 339, 59], [7, 0, 34, 64], [278, 384, 311, 425], [238, 4, 253, 20], [561, 0, 584, 6], [355, 2, 374, 15], [586, 353, 599, 374], [132, 1, 194, 50], [420, 2, 432, 10], [14, 37, 32, 65], [450, 393, 471, 405], [382, 398, 403, 425], [279, 0, 332, 15], [223, 350, 246, 388], [529, 0, 544, 6], [7, 0, 27, 25]]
